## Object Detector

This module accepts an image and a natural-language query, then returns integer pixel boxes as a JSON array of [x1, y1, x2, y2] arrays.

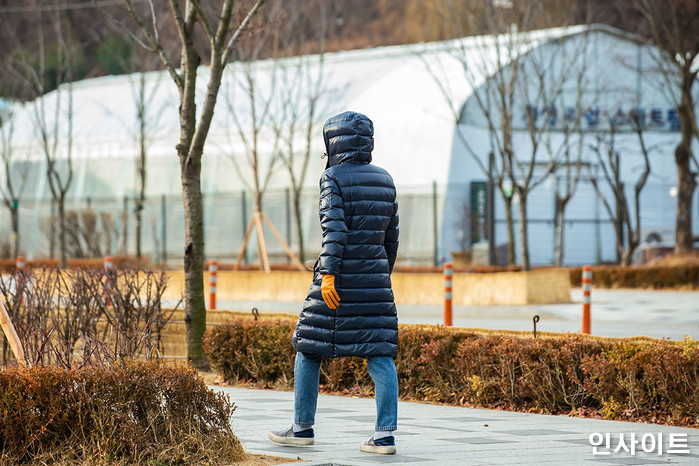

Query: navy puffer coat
[[292, 111, 399, 359]]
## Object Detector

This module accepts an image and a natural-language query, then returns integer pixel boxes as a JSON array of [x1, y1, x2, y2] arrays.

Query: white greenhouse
[[0, 24, 696, 266]]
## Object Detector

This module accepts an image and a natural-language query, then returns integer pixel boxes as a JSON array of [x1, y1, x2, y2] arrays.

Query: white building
[[1, 25, 695, 265]]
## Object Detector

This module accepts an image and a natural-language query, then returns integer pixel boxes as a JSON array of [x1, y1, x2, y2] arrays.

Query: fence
[[0, 180, 695, 267], [0, 184, 445, 266]]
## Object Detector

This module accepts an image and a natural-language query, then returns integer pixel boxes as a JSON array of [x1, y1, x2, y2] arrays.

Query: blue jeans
[[294, 351, 398, 431]]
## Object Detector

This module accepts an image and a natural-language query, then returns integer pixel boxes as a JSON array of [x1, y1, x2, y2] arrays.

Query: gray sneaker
[[360, 435, 396, 454], [268, 424, 314, 446]]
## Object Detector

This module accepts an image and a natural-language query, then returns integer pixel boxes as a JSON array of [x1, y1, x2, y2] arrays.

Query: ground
[[239, 453, 305, 464]]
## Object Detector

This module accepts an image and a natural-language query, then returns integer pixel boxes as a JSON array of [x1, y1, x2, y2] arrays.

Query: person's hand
[[321, 274, 340, 309]]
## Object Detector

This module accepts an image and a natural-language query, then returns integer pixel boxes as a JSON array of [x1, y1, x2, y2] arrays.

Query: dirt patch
[[239, 453, 306, 464], [200, 370, 230, 386]]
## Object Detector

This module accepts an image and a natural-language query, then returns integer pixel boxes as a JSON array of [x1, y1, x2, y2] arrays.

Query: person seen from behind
[[269, 111, 400, 455]]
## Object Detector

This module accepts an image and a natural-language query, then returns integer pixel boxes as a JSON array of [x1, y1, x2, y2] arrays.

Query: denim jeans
[[294, 351, 398, 431]]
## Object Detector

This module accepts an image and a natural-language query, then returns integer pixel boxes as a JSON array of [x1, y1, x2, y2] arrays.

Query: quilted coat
[[292, 111, 399, 358]]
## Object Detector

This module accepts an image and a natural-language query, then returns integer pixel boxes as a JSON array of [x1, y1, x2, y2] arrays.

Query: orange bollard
[[582, 265, 592, 334], [209, 260, 218, 310], [444, 262, 453, 326]]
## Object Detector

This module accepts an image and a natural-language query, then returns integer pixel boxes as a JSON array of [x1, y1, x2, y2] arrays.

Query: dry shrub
[[580, 340, 699, 423], [569, 265, 699, 289], [0, 362, 244, 465], [203, 318, 296, 386], [321, 357, 371, 393], [204, 319, 699, 427], [0, 267, 243, 464]]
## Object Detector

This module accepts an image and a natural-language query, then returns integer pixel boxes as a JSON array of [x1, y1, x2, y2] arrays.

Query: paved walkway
[[212, 387, 699, 465]]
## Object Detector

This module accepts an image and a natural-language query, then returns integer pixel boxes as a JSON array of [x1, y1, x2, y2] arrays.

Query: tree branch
[[221, 0, 267, 65]]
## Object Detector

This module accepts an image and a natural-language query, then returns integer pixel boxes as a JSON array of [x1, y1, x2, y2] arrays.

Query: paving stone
[[439, 437, 510, 444], [344, 454, 436, 463], [585, 457, 671, 464], [493, 428, 578, 436]]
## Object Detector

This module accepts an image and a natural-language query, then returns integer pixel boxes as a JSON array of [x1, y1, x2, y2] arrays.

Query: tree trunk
[[58, 196, 67, 268], [622, 232, 640, 267], [674, 147, 695, 254], [50, 201, 56, 259], [121, 198, 128, 255], [136, 202, 143, 260], [504, 196, 515, 265], [518, 192, 531, 271], [11, 205, 19, 259], [554, 196, 564, 267], [621, 249, 633, 267], [181, 157, 207, 369], [674, 71, 697, 254], [614, 205, 627, 264], [293, 190, 305, 263]]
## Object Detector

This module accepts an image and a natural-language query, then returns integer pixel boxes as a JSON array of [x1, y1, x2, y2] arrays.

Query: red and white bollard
[[209, 260, 218, 310], [582, 265, 592, 334], [444, 262, 453, 326], [16, 256, 25, 271], [104, 256, 114, 270]]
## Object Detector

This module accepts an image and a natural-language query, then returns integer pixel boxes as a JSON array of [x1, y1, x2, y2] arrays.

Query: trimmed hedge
[[0, 362, 244, 464], [204, 318, 699, 427], [569, 265, 699, 289]]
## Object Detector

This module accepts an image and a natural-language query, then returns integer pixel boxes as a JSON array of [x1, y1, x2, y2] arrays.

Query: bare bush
[[41, 209, 123, 259], [0, 267, 177, 368]]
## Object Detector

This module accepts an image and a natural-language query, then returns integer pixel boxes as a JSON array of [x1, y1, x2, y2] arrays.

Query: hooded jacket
[[292, 111, 399, 358]]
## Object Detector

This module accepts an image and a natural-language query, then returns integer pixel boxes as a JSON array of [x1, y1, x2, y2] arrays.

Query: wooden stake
[[234, 215, 257, 270], [254, 211, 271, 273], [0, 305, 26, 366], [262, 212, 305, 271], [234, 208, 306, 273]]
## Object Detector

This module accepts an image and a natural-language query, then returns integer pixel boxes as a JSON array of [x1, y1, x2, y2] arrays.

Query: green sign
[[470, 181, 488, 245]]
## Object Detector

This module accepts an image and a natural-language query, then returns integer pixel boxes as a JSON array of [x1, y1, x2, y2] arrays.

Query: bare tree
[[270, 1, 338, 264], [0, 106, 30, 258], [98, 0, 267, 368], [2, 5, 76, 265], [420, 6, 520, 265], [426, 2, 570, 268], [20, 9, 77, 269], [225, 58, 283, 272], [588, 113, 656, 265], [633, 0, 699, 253], [547, 46, 592, 266], [551, 139, 586, 267], [223, 3, 305, 272], [132, 70, 160, 261], [99, 49, 164, 261], [514, 30, 597, 269]]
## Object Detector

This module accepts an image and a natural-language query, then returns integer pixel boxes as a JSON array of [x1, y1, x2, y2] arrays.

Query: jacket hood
[[323, 111, 373, 167]]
